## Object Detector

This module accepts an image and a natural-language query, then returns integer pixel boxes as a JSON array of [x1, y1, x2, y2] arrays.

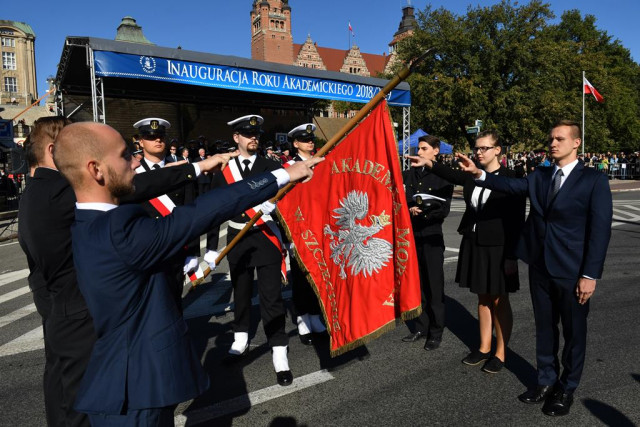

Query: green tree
[[393, 1, 640, 152]]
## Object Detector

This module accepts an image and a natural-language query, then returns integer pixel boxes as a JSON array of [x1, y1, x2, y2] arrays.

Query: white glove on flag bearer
[[204, 250, 219, 270], [259, 200, 276, 215], [183, 256, 198, 274]]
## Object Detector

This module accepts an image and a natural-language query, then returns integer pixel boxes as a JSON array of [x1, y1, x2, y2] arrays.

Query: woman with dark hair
[[414, 130, 525, 373]]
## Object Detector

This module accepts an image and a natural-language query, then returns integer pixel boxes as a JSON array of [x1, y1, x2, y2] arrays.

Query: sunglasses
[[141, 134, 165, 141]]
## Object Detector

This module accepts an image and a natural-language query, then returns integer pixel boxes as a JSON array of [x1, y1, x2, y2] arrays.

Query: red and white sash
[[223, 160, 287, 280]]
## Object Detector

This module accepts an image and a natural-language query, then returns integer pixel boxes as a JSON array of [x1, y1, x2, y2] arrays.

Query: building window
[[4, 77, 18, 93], [1, 37, 15, 47], [2, 52, 17, 70]]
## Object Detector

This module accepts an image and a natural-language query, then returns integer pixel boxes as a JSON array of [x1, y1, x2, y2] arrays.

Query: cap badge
[[249, 116, 258, 126], [150, 120, 159, 130], [306, 124, 313, 133]]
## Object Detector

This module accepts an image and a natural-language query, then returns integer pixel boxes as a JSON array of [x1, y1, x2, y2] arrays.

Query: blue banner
[[94, 51, 411, 106]]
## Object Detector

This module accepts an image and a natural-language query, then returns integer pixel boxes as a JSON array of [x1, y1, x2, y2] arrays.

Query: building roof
[[0, 20, 36, 37], [293, 43, 390, 77], [115, 16, 153, 45]]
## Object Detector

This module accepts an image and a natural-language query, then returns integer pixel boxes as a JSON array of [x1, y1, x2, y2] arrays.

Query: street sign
[[465, 126, 479, 134], [0, 119, 15, 149]]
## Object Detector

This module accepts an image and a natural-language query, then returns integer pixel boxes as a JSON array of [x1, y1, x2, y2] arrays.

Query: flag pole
[[582, 70, 585, 156], [189, 48, 434, 288]]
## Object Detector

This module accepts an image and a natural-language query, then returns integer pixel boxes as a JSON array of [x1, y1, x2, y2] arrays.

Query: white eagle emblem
[[323, 191, 393, 279]]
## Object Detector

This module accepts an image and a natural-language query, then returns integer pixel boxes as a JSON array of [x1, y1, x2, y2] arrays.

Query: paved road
[[1, 193, 639, 426]]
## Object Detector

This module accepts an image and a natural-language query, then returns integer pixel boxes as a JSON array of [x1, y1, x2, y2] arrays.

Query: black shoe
[[462, 350, 491, 366], [402, 331, 426, 342], [299, 333, 313, 346], [542, 390, 574, 416], [424, 339, 441, 351], [518, 385, 554, 404], [481, 356, 504, 374], [276, 370, 294, 386]]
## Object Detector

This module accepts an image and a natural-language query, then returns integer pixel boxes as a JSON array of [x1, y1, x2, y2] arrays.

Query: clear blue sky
[[3, 0, 638, 97]]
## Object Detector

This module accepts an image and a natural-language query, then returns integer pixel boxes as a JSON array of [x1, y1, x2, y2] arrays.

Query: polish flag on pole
[[348, 21, 354, 36], [583, 77, 604, 103]]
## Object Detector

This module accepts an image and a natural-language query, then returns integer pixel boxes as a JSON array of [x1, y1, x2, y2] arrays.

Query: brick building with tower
[[250, 0, 417, 82]]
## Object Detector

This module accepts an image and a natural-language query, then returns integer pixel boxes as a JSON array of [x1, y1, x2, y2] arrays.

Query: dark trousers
[[33, 287, 62, 427], [230, 262, 288, 347], [410, 234, 445, 341], [47, 310, 96, 427], [88, 406, 174, 427], [33, 288, 94, 427], [529, 264, 589, 392], [290, 257, 321, 316]]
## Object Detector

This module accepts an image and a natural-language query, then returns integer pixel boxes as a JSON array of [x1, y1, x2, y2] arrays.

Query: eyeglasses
[[472, 146, 496, 153]]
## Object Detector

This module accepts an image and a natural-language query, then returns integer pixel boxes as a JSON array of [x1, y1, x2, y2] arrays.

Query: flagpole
[[188, 49, 434, 288], [582, 70, 585, 156]]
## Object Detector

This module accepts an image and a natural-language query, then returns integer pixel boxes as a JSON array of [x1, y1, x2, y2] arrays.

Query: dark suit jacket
[[17, 165, 199, 317], [71, 172, 279, 414], [207, 156, 282, 266], [480, 161, 612, 280], [402, 165, 453, 237], [164, 154, 179, 164], [431, 163, 525, 257]]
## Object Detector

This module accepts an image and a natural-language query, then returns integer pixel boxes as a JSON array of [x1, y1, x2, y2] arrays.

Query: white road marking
[[444, 256, 458, 264], [625, 205, 640, 212], [0, 269, 29, 287], [174, 370, 334, 425], [0, 241, 19, 248], [445, 247, 459, 253], [0, 303, 37, 328], [0, 286, 30, 304], [0, 325, 43, 357]]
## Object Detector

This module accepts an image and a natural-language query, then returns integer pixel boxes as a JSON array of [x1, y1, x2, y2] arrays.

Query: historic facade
[[0, 20, 38, 106], [250, 1, 417, 81]]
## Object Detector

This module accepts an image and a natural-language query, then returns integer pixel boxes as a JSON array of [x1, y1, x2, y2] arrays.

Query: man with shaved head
[[53, 122, 321, 425], [18, 118, 226, 427]]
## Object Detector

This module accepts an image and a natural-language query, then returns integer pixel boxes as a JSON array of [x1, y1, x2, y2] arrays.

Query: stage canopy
[[55, 37, 410, 110], [54, 36, 413, 167]]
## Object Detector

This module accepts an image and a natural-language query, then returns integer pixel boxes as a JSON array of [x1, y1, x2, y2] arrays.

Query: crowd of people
[[17, 114, 614, 425], [439, 149, 640, 179]]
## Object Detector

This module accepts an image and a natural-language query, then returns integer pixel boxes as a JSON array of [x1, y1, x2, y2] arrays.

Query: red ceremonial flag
[[348, 21, 354, 35], [276, 101, 422, 356], [583, 77, 604, 103]]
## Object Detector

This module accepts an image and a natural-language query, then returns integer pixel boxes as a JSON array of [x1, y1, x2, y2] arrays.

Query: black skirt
[[455, 232, 519, 294]]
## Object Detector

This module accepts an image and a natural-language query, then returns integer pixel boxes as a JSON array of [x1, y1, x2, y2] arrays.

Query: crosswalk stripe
[[174, 370, 334, 425], [0, 325, 43, 357], [0, 269, 29, 287], [0, 286, 30, 304], [0, 303, 37, 328], [624, 205, 640, 212]]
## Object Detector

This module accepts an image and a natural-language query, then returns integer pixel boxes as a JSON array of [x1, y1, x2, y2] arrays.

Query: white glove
[[259, 200, 276, 215], [183, 256, 198, 274], [204, 250, 219, 270]]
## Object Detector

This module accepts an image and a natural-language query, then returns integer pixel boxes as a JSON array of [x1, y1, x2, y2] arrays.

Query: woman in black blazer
[[422, 130, 525, 373]]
